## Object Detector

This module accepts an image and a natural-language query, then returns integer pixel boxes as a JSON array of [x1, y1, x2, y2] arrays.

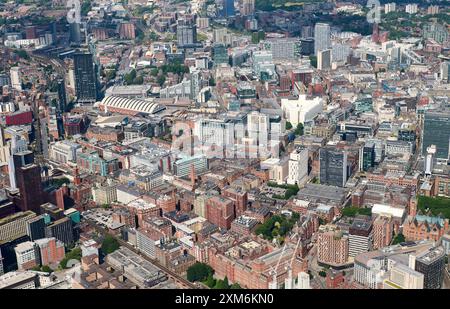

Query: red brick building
[[206, 196, 235, 230]]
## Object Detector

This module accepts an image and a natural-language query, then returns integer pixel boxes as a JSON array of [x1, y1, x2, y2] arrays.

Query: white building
[[10, 67, 21, 91], [15, 241, 37, 270], [405, 3, 418, 14], [383, 260, 424, 289], [281, 95, 324, 126], [314, 23, 331, 55], [49, 140, 81, 164], [384, 3, 396, 13], [287, 147, 308, 186]]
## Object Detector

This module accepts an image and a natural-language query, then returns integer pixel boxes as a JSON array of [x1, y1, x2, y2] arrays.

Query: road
[[83, 218, 200, 289]]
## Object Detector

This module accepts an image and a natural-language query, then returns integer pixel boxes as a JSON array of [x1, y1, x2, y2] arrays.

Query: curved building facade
[[100, 96, 166, 115]]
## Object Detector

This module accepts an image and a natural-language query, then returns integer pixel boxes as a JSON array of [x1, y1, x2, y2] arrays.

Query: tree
[[230, 282, 242, 289], [294, 123, 304, 136], [60, 247, 82, 269], [41, 265, 52, 273], [285, 122, 293, 130], [101, 235, 120, 255], [392, 233, 405, 245], [214, 277, 230, 289], [187, 262, 214, 282], [319, 270, 327, 277], [205, 273, 216, 288]]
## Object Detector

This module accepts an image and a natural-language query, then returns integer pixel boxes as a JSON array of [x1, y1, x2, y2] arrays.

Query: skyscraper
[[16, 164, 43, 214], [57, 79, 67, 113], [422, 109, 450, 159], [319, 147, 348, 187], [177, 18, 197, 47], [314, 23, 331, 55], [222, 0, 235, 17], [373, 215, 393, 250], [10, 67, 22, 91], [26, 215, 46, 241], [69, 22, 82, 45], [360, 142, 375, 172], [73, 52, 97, 103]]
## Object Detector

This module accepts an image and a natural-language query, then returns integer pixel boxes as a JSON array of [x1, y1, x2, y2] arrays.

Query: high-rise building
[[317, 225, 349, 267], [69, 22, 82, 45], [177, 18, 197, 47], [206, 196, 235, 230], [319, 147, 348, 187], [423, 22, 449, 44], [14, 241, 38, 270], [57, 79, 67, 113], [384, 2, 396, 13], [287, 147, 308, 186], [26, 215, 46, 241], [360, 142, 375, 172], [405, 3, 418, 14], [10, 67, 22, 91], [314, 23, 331, 55], [373, 216, 393, 250], [45, 217, 74, 246], [16, 164, 43, 214], [413, 246, 445, 289], [427, 5, 439, 15], [422, 109, 450, 160], [317, 49, 332, 70], [349, 216, 373, 257], [212, 43, 229, 66], [300, 38, 314, 56], [241, 0, 255, 16], [221, 0, 235, 17], [25, 26, 37, 39], [73, 52, 97, 103]]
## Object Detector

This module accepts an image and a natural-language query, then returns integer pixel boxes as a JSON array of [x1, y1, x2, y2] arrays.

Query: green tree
[[294, 123, 304, 136], [101, 235, 120, 255], [41, 265, 52, 273], [309, 56, 317, 68], [187, 262, 214, 282], [230, 282, 242, 289], [392, 233, 405, 245], [214, 277, 230, 289], [60, 247, 82, 269], [319, 270, 327, 277], [285, 122, 293, 130], [204, 273, 216, 288]]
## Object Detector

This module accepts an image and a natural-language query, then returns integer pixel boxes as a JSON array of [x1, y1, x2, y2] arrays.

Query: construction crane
[[285, 232, 303, 289], [268, 243, 287, 289]]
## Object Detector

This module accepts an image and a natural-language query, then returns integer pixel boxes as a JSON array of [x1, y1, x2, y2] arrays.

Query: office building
[[17, 164, 42, 214], [26, 216, 46, 242], [57, 79, 67, 113], [413, 246, 445, 289], [263, 38, 301, 60], [314, 23, 331, 55], [177, 18, 197, 47], [300, 38, 314, 56], [281, 95, 323, 127], [212, 43, 228, 66], [440, 61, 450, 82], [0, 211, 37, 245], [427, 5, 439, 15], [73, 52, 97, 103], [173, 154, 208, 178], [360, 142, 375, 172], [349, 217, 373, 257], [383, 262, 424, 289], [69, 22, 81, 45], [45, 217, 74, 246], [287, 147, 308, 186], [422, 110, 450, 160], [15, 241, 38, 270], [317, 49, 332, 70], [221, 0, 235, 17], [319, 147, 348, 187]]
